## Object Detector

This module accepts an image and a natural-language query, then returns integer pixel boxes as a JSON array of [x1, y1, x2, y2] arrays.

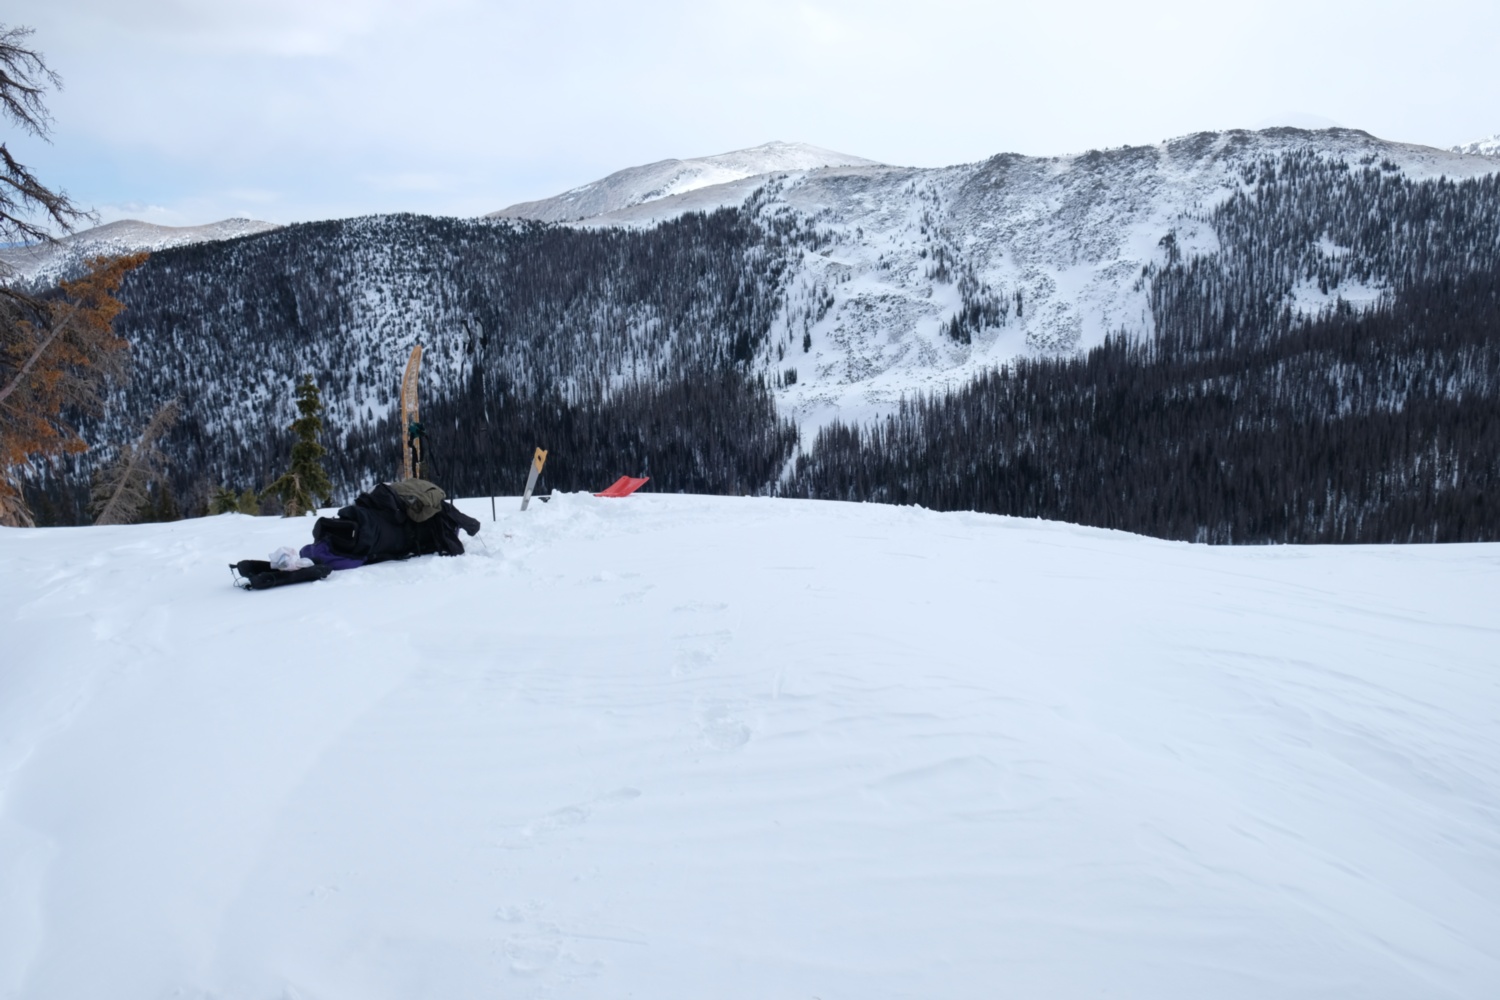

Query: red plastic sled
[[595, 475, 650, 498]]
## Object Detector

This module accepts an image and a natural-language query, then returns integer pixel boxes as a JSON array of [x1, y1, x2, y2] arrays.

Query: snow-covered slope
[[480, 129, 1500, 427], [0, 217, 281, 286], [579, 128, 1500, 425], [488, 140, 881, 222], [2, 496, 1497, 999], [1451, 133, 1500, 156], [27, 127, 1500, 509]]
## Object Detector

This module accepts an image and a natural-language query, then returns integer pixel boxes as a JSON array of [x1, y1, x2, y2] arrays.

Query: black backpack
[[312, 483, 481, 562], [309, 484, 411, 563]]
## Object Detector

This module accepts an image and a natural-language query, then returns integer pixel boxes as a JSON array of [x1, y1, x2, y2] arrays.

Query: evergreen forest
[[784, 273, 1500, 543], [18, 145, 1500, 544]]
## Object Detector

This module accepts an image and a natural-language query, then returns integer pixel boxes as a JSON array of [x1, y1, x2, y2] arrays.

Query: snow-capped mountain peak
[[488, 140, 882, 223], [0, 217, 281, 287], [1451, 133, 1500, 156]]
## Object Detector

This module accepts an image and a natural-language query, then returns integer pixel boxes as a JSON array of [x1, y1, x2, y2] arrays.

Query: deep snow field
[[2, 494, 1498, 999]]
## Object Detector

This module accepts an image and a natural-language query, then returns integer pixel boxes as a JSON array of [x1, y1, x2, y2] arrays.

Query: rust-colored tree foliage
[[0, 252, 147, 525]]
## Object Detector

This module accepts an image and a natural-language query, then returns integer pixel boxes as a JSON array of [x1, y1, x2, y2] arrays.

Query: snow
[[3, 495, 1498, 998], [488, 141, 882, 223], [489, 129, 1500, 430], [0, 218, 281, 286], [1288, 276, 1389, 317], [16, 131, 1500, 453], [1451, 134, 1500, 157]]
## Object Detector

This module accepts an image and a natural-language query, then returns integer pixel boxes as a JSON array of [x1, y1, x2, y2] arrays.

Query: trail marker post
[[520, 447, 548, 511]]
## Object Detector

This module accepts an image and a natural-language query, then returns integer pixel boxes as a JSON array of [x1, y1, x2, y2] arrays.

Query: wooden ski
[[399, 344, 423, 480]]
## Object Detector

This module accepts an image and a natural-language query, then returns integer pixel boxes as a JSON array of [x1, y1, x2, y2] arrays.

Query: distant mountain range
[[0, 218, 280, 286], [25, 129, 1500, 422], [13, 128, 1500, 540]]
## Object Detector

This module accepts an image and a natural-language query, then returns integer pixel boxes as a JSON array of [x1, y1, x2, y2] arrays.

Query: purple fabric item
[[300, 541, 366, 570]]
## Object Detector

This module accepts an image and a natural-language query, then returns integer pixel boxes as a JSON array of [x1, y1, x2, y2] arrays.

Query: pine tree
[[209, 484, 263, 515], [263, 374, 333, 517], [208, 485, 239, 514], [136, 480, 180, 523]]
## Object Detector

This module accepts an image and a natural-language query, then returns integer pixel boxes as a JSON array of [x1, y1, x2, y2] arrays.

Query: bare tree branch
[[0, 23, 90, 249], [0, 25, 60, 139]]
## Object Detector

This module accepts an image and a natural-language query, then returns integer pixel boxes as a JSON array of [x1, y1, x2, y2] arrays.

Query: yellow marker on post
[[520, 447, 548, 510]]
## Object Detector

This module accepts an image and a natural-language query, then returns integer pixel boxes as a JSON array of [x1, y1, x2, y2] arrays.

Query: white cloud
[[9, 0, 1500, 224], [45, 0, 415, 56]]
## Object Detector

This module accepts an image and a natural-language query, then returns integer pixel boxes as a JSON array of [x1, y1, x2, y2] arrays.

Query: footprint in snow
[[672, 629, 733, 676], [672, 600, 729, 613], [499, 788, 641, 848], [697, 701, 752, 751], [494, 901, 608, 981]]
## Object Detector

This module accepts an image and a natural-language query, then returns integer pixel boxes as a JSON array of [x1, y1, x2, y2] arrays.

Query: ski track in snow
[[1, 495, 1498, 998]]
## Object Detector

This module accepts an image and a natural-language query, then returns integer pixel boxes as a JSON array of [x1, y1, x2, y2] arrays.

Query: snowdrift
[[2, 495, 1497, 999]]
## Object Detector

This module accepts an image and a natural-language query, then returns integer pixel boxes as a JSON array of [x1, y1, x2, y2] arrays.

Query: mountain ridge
[[487, 140, 882, 223], [0, 217, 281, 286], [1451, 133, 1500, 156], [15, 126, 1500, 537]]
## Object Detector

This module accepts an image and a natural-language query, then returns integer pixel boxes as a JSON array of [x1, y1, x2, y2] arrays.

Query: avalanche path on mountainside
[[2, 496, 1497, 999]]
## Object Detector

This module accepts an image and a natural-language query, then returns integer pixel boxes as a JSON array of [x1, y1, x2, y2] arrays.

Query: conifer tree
[[135, 480, 180, 523], [208, 485, 239, 514], [209, 485, 263, 515], [263, 374, 333, 517]]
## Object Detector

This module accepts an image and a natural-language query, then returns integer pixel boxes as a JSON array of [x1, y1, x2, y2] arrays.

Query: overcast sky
[[9, 0, 1499, 228]]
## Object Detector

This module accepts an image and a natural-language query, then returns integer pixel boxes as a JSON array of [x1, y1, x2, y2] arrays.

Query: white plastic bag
[[269, 545, 314, 571]]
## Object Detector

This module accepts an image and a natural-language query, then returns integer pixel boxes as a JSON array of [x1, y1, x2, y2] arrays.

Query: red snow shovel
[[595, 476, 649, 498]]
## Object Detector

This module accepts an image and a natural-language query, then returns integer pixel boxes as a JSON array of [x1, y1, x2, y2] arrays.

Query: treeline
[[782, 272, 1500, 544], [377, 369, 797, 498], [24, 207, 808, 521], [22, 144, 1500, 541], [1148, 150, 1500, 352]]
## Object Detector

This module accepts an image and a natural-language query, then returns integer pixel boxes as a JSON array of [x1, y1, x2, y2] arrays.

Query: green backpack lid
[[388, 478, 446, 522]]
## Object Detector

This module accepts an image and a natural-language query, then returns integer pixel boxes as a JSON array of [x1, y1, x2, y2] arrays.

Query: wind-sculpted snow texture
[[2, 497, 1498, 998]]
